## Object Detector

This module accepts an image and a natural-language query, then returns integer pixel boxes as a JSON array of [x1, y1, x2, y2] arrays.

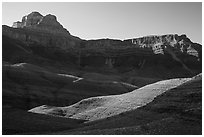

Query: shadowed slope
[[3, 62, 137, 110], [2, 107, 85, 135]]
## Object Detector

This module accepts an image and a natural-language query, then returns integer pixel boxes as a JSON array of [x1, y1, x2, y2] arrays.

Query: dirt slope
[[50, 74, 201, 135], [29, 77, 191, 121]]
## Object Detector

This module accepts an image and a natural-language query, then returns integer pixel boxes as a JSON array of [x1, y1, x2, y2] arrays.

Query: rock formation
[[2, 11, 202, 77], [6, 12, 81, 50], [12, 11, 69, 35]]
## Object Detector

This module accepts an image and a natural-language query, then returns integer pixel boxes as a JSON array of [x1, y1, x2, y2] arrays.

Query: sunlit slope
[[29, 77, 191, 121], [63, 74, 201, 135]]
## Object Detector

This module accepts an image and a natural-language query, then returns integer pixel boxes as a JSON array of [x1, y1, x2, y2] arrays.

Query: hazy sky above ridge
[[2, 2, 202, 44]]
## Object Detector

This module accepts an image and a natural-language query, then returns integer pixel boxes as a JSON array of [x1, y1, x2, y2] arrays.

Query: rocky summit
[[3, 12, 80, 50], [12, 11, 70, 35]]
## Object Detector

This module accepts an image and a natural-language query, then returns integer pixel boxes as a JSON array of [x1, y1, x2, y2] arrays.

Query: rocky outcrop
[[126, 34, 200, 57], [21, 12, 43, 27], [6, 12, 81, 50], [12, 11, 70, 35]]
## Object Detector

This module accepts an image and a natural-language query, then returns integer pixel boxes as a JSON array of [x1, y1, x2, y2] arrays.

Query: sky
[[2, 2, 202, 44]]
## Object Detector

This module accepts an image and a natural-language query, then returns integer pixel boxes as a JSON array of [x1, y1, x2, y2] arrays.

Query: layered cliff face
[[77, 34, 201, 61], [78, 35, 201, 75], [127, 34, 200, 57], [2, 11, 202, 78]]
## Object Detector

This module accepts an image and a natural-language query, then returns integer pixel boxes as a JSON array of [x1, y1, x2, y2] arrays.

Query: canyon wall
[[2, 12, 202, 76]]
